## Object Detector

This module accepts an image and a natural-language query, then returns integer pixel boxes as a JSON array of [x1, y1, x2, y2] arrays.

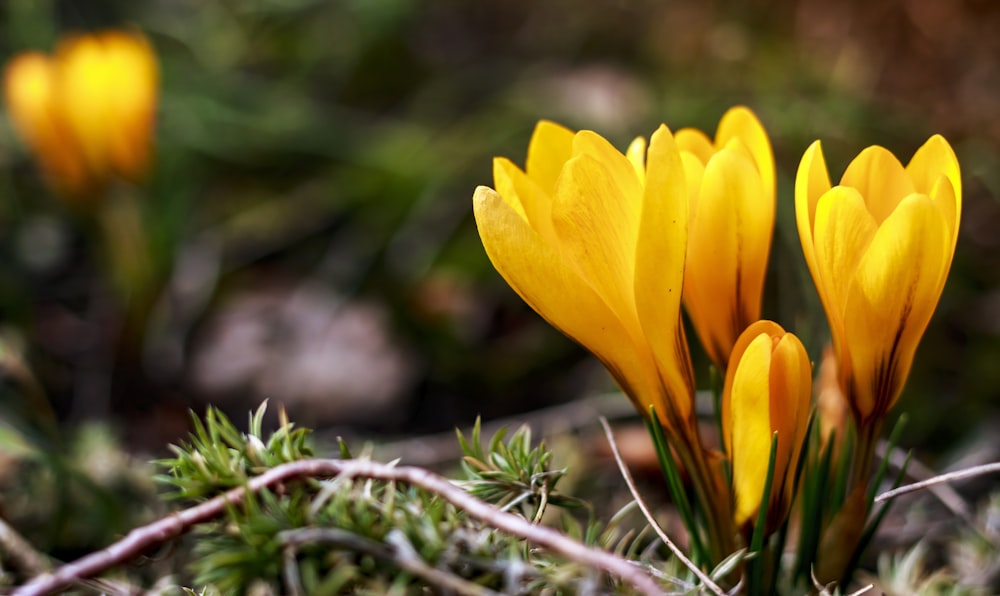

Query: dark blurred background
[[0, 0, 998, 459]]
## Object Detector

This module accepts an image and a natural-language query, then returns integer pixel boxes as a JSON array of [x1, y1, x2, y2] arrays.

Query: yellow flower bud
[[722, 320, 811, 529], [4, 29, 158, 203], [795, 136, 960, 428], [472, 121, 696, 432], [677, 106, 775, 370]]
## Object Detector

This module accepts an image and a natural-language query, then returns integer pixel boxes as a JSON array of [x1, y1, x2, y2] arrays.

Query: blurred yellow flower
[[472, 121, 696, 432], [676, 106, 775, 370], [4, 29, 158, 202], [722, 320, 811, 529], [795, 136, 960, 427]]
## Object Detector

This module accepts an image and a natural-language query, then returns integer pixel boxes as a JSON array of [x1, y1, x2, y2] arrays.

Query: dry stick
[[15, 458, 663, 596], [0, 516, 51, 577], [598, 418, 724, 596], [874, 461, 1000, 504], [876, 440, 972, 520]]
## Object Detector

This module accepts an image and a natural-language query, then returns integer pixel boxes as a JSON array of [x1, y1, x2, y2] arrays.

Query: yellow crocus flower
[[4, 29, 158, 202], [722, 320, 811, 529], [472, 121, 696, 432], [795, 136, 960, 427], [676, 106, 776, 370]]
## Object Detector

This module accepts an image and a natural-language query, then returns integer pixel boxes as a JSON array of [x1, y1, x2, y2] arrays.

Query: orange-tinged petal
[[684, 147, 771, 368], [812, 186, 878, 340], [473, 184, 660, 412], [100, 31, 157, 181], [634, 124, 694, 421], [3, 52, 96, 197], [676, 127, 714, 164], [716, 106, 775, 201], [526, 120, 574, 195], [730, 332, 775, 526], [55, 31, 157, 182], [768, 333, 811, 501], [840, 146, 915, 225], [551, 153, 640, 324], [843, 194, 950, 420]]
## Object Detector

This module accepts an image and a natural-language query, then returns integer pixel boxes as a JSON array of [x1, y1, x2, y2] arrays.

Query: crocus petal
[[3, 52, 95, 197], [722, 320, 785, 456], [812, 186, 878, 339], [730, 332, 775, 526], [840, 146, 915, 225], [572, 130, 644, 213], [907, 134, 962, 203], [493, 157, 556, 244], [525, 120, 575, 195], [551, 152, 642, 325], [680, 152, 706, 220], [676, 128, 715, 164], [634, 124, 694, 421], [626, 136, 647, 185], [473, 185, 660, 399], [768, 333, 811, 501], [795, 140, 833, 279], [843, 194, 951, 420], [684, 147, 772, 367], [716, 106, 775, 201]]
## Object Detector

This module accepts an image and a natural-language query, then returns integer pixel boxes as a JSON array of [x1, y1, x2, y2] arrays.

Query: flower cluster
[[473, 107, 960, 587]]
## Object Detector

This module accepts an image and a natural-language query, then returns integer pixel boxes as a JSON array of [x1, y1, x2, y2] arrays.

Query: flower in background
[[722, 320, 811, 530], [795, 136, 960, 428], [4, 29, 158, 202], [472, 121, 696, 433], [676, 106, 775, 371]]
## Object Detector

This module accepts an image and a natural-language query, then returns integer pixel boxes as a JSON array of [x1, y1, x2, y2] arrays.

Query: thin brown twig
[[876, 440, 971, 520], [14, 458, 664, 596], [875, 462, 1000, 504], [0, 516, 51, 577], [598, 417, 724, 596]]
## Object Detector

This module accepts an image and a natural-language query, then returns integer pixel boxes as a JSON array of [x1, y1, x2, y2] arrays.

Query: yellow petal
[[473, 185, 660, 414], [812, 186, 878, 340], [840, 145, 915, 225], [909, 134, 962, 249], [99, 31, 157, 181], [633, 124, 694, 422], [716, 106, 775, 201], [795, 141, 833, 282], [722, 320, 784, 457], [681, 152, 706, 220], [3, 52, 95, 197], [843, 194, 950, 420], [907, 134, 961, 203], [572, 130, 643, 210], [493, 157, 556, 243], [768, 333, 811, 501], [626, 136, 647, 185], [525, 120, 575, 195], [551, 152, 640, 324], [676, 128, 714, 164], [730, 332, 775, 526], [684, 147, 772, 368]]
